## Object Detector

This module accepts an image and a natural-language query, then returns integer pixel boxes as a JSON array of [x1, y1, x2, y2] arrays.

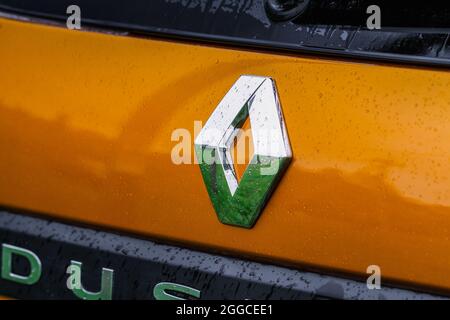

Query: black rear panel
[[0, 210, 443, 300], [1, 0, 450, 67]]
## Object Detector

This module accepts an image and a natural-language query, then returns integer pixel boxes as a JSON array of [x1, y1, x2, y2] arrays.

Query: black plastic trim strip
[[0, 210, 445, 300], [1, 1, 450, 68]]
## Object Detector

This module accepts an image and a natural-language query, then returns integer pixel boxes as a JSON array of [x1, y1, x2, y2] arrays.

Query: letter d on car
[[1, 244, 42, 285]]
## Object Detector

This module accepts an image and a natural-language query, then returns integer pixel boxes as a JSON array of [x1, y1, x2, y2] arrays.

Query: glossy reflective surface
[[195, 76, 291, 228], [2, 0, 450, 67], [1, 18, 450, 293]]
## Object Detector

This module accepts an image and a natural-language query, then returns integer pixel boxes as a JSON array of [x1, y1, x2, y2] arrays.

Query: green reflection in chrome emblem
[[195, 76, 292, 228]]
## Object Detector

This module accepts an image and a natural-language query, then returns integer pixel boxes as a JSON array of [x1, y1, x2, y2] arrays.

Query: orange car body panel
[[1, 18, 450, 293]]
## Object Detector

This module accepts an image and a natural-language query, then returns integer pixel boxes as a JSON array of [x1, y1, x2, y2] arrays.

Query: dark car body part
[[1, 0, 450, 67], [0, 210, 444, 300]]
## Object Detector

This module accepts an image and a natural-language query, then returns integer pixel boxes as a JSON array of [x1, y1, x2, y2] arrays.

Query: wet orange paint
[[231, 117, 254, 181], [1, 18, 450, 293]]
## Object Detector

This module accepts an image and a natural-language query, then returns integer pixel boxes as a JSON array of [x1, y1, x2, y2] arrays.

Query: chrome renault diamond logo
[[195, 75, 292, 228]]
